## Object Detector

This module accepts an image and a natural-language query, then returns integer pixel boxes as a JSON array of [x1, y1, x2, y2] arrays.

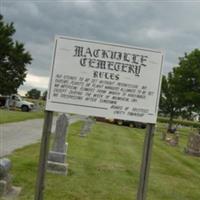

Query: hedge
[[157, 117, 200, 128]]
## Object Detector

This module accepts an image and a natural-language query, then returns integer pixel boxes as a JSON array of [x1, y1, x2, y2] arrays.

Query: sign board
[[46, 36, 164, 123]]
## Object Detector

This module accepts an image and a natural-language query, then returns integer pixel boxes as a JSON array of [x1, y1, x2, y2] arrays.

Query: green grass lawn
[[3, 122, 200, 200], [0, 109, 44, 124]]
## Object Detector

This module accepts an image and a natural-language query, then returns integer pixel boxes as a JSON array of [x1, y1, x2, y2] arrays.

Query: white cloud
[[18, 89, 27, 96], [146, 28, 174, 40], [25, 74, 49, 89], [18, 73, 49, 96]]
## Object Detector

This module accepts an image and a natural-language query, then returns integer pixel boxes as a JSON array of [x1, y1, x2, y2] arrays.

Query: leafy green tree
[[26, 88, 41, 99], [42, 90, 47, 100], [0, 15, 32, 95], [159, 70, 182, 131], [174, 49, 200, 124]]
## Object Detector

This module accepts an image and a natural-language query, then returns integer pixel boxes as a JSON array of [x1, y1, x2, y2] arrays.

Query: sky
[[1, 0, 200, 96]]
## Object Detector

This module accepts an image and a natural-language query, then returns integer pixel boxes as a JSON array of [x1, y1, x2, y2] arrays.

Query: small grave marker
[[80, 117, 95, 137], [166, 133, 179, 147], [185, 133, 200, 156], [161, 131, 167, 141], [34, 102, 41, 112], [0, 158, 21, 198], [162, 125, 179, 146]]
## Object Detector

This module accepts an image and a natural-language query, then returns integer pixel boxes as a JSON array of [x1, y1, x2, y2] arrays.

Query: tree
[[26, 88, 41, 99], [174, 49, 200, 124], [0, 15, 32, 95], [159, 69, 182, 131], [42, 90, 48, 100]]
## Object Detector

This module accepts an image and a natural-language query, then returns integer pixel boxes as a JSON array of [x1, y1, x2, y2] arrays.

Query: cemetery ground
[[1, 120, 200, 200], [0, 109, 44, 124]]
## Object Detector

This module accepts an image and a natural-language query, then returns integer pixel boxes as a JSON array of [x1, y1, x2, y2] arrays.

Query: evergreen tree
[[159, 69, 181, 131]]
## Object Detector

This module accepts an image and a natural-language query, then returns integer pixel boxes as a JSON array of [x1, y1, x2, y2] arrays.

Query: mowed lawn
[[5, 121, 200, 200], [0, 109, 44, 124]]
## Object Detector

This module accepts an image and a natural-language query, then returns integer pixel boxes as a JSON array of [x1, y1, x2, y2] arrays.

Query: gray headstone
[[0, 158, 21, 197], [47, 161, 68, 175], [0, 158, 11, 179], [80, 117, 95, 137], [0, 158, 12, 196], [34, 102, 40, 111], [185, 133, 200, 156], [5, 98, 10, 110], [165, 132, 179, 147], [161, 132, 167, 141], [0, 180, 7, 196], [47, 114, 69, 175], [51, 114, 69, 153]]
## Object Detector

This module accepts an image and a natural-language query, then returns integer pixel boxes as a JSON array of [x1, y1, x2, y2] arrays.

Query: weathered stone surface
[[52, 114, 69, 153], [33, 102, 41, 111], [0, 180, 7, 196], [1, 186, 21, 200], [80, 117, 95, 137], [0, 159, 11, 179], [164, 132, 179, 147], [185, 133, 200, 156], [0, 158, 21, 198], [161, 132, 167, 141], [47, 114, 69, 174], [48, 146, 67, 163], [0, 158, 12, 196], [47, 161, 68, 175]]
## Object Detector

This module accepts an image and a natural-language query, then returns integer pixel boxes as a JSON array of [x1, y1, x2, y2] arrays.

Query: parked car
[[95, 117, 146, 129], [95, 117, 114, 123], [0, 94, 34, 112], [114, 119, 146, 129]]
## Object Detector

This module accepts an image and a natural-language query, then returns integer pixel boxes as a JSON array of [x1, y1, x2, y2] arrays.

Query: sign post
[[35, 36, 163, 200], [35, 111, 53, 200], [137, 123, 155, 200]]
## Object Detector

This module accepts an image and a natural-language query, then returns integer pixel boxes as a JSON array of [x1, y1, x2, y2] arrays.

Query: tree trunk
[[168, 114, 173, 132]]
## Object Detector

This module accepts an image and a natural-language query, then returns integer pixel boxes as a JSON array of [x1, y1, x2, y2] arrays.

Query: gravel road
[[0, 114, 85, 157]]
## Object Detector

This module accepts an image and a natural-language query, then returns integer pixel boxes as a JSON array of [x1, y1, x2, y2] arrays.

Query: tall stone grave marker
[[47, 114, 69, 175]]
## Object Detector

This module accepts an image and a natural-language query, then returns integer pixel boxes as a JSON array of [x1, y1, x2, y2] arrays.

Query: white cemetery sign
[[46, 36, 164, 124]]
